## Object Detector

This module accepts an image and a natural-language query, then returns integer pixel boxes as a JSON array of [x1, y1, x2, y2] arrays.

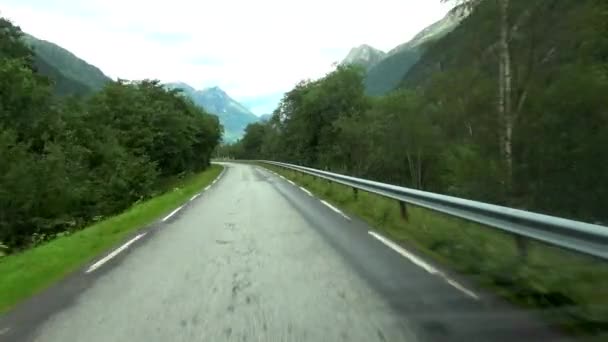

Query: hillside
[[30, 53, 94, 96], [398, 0, 608, 219], [166, 83, 259, 142], [23, 34, 112, 94], [388, 12, 461, 56], [362, 13, 460, 96], [363, 49, 422, 96]]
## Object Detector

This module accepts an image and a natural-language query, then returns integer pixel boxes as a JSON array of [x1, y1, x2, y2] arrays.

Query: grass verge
[[0, 165, 222, 313], [261, 163, 608, 338]]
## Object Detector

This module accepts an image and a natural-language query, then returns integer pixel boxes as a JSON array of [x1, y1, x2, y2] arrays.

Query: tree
[[0, 18, 34, 63], [0, 17, 222, 250], [443, 0, 514, 189], [240, 123, 268, 159]]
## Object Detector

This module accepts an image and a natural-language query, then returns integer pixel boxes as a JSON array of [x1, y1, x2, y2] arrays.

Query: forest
[[0, 18, 222, 252], [223, 0, 608, 224]]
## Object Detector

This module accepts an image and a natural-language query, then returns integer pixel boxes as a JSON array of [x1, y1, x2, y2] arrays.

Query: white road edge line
[[0, 327, 10, 335], [320, 200, 351, 220], [86, 233, 146, 273], [299, 186, 313, 197], [368, 231, 479, 300], [162, 205, 183, 222], [211, 169, 225, 185], [286, 179, 296, 186], [368, 231, 437, 274], [204, 185, 210, 191], [190, 194, 200, 201], [444, 278, 479, 300]]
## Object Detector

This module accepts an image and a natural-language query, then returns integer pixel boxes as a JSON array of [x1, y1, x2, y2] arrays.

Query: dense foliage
[[226, 0, 608, 223], [0, 18, 221, 251]]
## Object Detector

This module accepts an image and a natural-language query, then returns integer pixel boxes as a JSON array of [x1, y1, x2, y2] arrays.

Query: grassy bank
[[261, 163, 607, 337], [0, 165, 222, 313]]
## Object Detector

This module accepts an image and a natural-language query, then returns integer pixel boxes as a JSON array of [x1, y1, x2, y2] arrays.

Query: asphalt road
[[1, 163, 566, 342]]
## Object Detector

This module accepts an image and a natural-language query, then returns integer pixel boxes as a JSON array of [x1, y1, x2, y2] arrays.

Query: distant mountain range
[[166, 83, 259, 142], [22, 34, 112, 96], [342, 13, 461, 96], [19, 33, 258, 142]]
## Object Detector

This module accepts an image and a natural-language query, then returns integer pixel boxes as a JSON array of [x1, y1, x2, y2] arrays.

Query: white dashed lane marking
[[368, 231, 479, 300], [86, 233, 147, 273], [162, 206, 184, 222], [299, 186, 313, 196], [320, 200, 351, 221]]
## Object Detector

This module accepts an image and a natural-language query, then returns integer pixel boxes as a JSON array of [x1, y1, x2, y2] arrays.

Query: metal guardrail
[[259, 160, 608, 260]]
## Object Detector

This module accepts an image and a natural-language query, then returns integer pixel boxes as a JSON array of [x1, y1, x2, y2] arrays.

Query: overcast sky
[[1, 0, 450, 115]]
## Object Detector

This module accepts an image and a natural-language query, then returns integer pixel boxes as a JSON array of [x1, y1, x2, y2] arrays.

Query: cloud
[[143, 31, 192, 44], [1, 0, 450, 114]]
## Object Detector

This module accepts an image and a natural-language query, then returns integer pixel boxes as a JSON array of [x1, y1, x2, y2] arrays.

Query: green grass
[[261, 164, 608, 338], [0, 165, 222, 313]]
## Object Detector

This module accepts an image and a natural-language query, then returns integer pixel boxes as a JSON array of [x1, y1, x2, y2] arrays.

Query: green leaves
[[0, 19, 221, 251], [231, 0, 608, 224]]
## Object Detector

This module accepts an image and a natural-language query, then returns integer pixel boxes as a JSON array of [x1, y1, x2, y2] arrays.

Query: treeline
[[222, 0, 608, 223], [0, 19, 221, 251]]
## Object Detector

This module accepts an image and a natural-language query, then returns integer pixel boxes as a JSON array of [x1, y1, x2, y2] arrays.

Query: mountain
[[30, 54, 94, 96], [23, 34, 112, 95], [388, 12, 461, 57], [364, 49, 422, 96], [166, 83, 259, 142], [360, 13, 461, 96], [341, 44, 386, 70]]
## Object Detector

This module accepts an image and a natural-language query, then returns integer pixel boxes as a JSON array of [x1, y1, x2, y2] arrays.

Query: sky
[[1, 0, 450, 115]]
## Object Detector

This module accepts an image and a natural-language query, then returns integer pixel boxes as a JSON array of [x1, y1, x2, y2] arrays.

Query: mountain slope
[[341, 44, 386, 70], [362, 13, 460, 96], [167, 83, 259, 142], [32, 54, 94, 96], [388, 12, 461, 56], [23, 34, 112, 94], [364, 49, 422, 96]]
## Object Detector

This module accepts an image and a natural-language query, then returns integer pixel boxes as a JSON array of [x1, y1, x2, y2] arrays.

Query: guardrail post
[[399, 201, 409, 221], [515, 236, 529, 260], [353, 188, 358, 200]]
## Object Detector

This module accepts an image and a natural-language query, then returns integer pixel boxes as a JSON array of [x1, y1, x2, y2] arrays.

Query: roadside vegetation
[[222, 2, 608, 335], [220, 0, 608, 225], [0, 18, 222, 254], [0, 165, 222, 313], [0, 17, 223, 311], [263, 164, 608, 337]]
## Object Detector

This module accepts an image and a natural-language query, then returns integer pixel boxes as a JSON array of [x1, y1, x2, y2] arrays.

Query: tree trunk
[[499, 0, 513, 191]]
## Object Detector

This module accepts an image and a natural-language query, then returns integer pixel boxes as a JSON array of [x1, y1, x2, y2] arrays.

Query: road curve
[[2, 163, 564, 342]]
